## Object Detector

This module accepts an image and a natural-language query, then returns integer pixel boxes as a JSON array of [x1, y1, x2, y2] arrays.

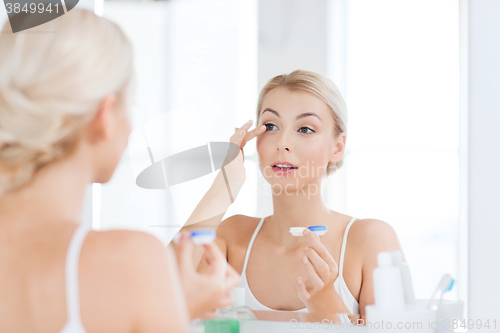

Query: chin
[[93, 169, 116, 184], [270, 175, 324, 190], [267, 177, 302, 189]]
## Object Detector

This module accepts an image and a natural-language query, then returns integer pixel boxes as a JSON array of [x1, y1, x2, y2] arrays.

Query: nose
[[276, 133, 291, 152]]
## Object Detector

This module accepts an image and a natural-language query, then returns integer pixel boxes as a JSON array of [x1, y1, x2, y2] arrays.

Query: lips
[[271, 161, 298, 169], [271, 161, 298, 175]]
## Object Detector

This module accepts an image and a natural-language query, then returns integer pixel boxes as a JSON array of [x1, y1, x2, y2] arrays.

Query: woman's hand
[[173, 232, 240, 320], [213, 120, 266, 203], [295, 228, 340, 314], [233, 119, 267, 160]]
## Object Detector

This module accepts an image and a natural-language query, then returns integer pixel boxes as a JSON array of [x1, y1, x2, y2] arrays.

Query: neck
[[267, 178, 334, 248], [0, 150, 91, 230]]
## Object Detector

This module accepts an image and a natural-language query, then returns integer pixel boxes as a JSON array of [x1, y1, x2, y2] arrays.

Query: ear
[[329, 132, 347, 164], [85, 94, 117, 144]]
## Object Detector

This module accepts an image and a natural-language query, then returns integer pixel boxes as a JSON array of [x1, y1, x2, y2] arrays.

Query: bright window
[[344, 0, 460, 299]]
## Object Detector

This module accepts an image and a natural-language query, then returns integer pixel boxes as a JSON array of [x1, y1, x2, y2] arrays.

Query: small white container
[[373, 252, 406, 310], [391, 251, 416, 305], [289, 225, 328, 237], [365, 303, 438, 333], [416, 299, 464, 332], [289, 227, 307, 236]]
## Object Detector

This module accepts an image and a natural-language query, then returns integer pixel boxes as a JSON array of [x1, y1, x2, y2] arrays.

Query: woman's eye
[[264, 123, 277, 131], [299, 127, 315, 134], [263, 123, 314, 134]]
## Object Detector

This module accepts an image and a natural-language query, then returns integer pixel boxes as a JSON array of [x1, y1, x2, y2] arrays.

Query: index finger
[[242, 124, 267, 147], [229, 120, 256, 148], [203, 242, 227, 281], [302, 229, 336, 268]]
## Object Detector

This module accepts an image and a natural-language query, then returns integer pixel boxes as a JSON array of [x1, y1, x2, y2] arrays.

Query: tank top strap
[[65, 222, 91, 325], [338, 217, 357, 277], [241, 216, 266, 274]]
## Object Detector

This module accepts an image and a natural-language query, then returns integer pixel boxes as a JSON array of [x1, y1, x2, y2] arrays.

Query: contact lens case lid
[[289, 225, 328, 237], [190, 230, 216, 237], [173, 229, 216, 244], [289, 227, 307, 236], [190, 230, 216, 244], [308, 225, 328, 232]]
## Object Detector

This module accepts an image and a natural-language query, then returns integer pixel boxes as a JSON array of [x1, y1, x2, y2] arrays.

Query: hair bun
[[0, 8, 134, 194]]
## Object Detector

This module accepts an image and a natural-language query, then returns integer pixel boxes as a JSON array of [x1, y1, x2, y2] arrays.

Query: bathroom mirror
[[93, 0, 465, 320]]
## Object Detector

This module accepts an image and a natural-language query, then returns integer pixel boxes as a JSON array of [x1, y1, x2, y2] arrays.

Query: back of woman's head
[[0, 9, 134, 194], [256, 70, 348, 176]]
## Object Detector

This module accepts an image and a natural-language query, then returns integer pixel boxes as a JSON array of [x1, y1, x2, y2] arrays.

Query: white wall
[[468, 0, 500, 321], [346, 0, 460, 300], [257, 0, 328, 90]]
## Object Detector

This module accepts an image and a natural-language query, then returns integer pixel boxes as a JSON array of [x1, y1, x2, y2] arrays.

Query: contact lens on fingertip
[[289, 225, 328, 237]]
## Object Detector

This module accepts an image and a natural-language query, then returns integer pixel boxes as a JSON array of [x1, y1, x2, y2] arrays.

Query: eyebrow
[[262, 108, 322, 121]]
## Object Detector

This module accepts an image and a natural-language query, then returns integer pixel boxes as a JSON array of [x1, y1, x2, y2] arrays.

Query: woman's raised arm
[[174, 120, 266, 269]]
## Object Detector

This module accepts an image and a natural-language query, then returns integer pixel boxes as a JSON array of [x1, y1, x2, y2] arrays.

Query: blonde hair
[[0, 9, 134, 194], [256, 70, 348, 176]]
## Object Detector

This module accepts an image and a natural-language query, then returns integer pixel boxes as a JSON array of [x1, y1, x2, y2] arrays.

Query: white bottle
[[372, 251, 405, 310], [391, 250, 416, 305]]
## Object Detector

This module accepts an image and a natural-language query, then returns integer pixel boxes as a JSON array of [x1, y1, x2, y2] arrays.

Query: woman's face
[[256, 88, 343, 192]]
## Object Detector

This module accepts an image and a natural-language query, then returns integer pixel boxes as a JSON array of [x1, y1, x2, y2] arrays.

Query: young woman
[[181, 70, 406, 324], [0, 9, 238, 333]]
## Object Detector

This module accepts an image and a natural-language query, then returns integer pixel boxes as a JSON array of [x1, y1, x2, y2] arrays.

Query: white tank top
[[237, 216, 360, 321], [59, 223, 90, 333]]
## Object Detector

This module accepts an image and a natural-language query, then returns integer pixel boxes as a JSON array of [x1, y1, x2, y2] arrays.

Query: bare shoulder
[[217, 214, 261, 245], [215, 214, 262, 273], [86, 229, 165, 262], [83, 229, 170, 291], [218, 214, 259, 230], [348, 219, 402, 261], [81, 229, 187, 331]]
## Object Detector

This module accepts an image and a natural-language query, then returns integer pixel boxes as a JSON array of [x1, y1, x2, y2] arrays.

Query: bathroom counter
[[190, 320, 367, 333], [240, 319, 368, 332], [189, 310, 368, 332]]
